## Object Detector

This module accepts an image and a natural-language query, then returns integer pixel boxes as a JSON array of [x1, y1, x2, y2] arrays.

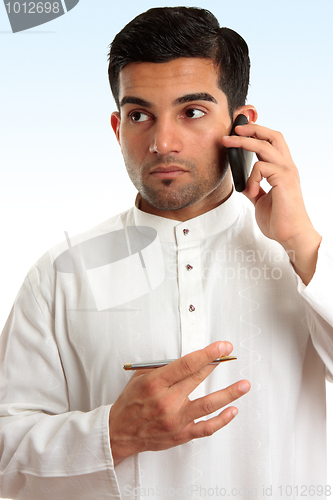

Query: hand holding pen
[[109, 341, 250, 466]]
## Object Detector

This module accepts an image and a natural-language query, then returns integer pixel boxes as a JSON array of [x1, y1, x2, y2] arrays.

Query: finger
[[174, 361, 220, 397], [187, 405, 239, 440], [235, 123, 292, 158], [173, 343, 237, 396], [156, 341, 233, 388], [186, 379, 250, 422], [246, 160, 300, 198], [242, 160, 273, 203], [222, 122, 294, 165], [243, 174, 266, 205], [222, 133, 285, 166]]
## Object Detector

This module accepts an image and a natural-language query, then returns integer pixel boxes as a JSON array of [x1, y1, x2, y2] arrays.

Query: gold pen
[[123, 356, 237, 370]]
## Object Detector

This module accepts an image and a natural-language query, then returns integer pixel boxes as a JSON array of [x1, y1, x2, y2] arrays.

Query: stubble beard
[[124, 153, 229, 211]]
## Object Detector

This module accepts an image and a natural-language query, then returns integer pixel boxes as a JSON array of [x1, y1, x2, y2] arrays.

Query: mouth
[[150, 165, 188, 180]]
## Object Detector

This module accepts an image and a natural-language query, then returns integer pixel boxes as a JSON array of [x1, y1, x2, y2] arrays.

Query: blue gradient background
[[1, 0, 332, 489]]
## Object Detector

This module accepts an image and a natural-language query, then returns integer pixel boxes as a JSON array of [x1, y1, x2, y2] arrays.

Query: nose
[[149, 116, 183, 155]]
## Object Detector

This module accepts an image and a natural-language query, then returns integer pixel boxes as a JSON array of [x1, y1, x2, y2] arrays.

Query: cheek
[[120, 129, 148, 160], [191, 130, 223, 160], [120, 136, 138, 162], [196, 125, 221, 145]]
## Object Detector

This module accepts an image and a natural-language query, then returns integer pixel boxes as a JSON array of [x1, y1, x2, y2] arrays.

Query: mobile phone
[[227, 114, 253, 192]]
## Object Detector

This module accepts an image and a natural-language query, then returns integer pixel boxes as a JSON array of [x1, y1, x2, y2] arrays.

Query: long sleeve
[[0, 272, 121, 499], [1, 197, 333, 499], [296, 238, 333, 381]]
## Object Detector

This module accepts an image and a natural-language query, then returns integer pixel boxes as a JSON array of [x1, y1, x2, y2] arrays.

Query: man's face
[[111, 58, 248, 219]]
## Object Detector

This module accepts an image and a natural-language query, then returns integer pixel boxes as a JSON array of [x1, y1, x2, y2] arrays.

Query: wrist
[[109, 406, 140, 466]]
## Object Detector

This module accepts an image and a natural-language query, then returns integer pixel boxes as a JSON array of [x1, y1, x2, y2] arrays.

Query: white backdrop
[[1, 0, 332, 491]]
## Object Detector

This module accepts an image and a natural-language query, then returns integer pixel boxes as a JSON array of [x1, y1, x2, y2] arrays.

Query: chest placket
[[175, 227, 206, 358]]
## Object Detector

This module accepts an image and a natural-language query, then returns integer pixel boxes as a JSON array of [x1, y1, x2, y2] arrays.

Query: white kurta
[[0, 192, 332, 499]]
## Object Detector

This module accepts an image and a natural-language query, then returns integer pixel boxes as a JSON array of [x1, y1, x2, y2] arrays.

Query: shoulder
[[28, 206, 135, 286]]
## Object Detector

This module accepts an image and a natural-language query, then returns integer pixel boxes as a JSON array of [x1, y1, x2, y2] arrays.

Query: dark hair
[[108, 7, 250, 118]]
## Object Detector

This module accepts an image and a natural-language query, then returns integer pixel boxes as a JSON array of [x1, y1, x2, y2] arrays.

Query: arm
[[222, 124, 333, 379], [295, 238, 333, 380], [0, 270, 250, 496], [222, 123, 322, 285], [0, 274, 120, 500]]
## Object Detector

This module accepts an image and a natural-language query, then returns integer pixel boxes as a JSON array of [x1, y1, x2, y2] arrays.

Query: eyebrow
[[120, 96, 151, 108], [119, 92, 218, 108], [173, 93, 217, 105]]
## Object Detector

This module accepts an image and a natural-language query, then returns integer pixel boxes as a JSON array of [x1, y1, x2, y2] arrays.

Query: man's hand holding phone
[[222, 121, 322, 285], [109, 341, 250, 466]]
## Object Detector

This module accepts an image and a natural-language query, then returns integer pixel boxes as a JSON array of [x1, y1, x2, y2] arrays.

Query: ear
[[111, 111, 121, 146], [233, 105, 258, 124]]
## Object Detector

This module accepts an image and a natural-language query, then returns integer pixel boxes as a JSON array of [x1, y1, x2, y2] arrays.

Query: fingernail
[[239, 381, 250, 393], [231, 408, 238, 417], [224, 341, 233, 353], [218, 341, 232, 356], [218, 342, 227, 356]]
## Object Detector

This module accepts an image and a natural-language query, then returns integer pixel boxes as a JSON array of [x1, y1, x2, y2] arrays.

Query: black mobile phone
[[227, 114, 253, 192]]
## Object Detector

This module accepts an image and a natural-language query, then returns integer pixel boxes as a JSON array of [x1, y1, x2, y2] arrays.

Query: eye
[[184, 108, 205, 119], [129, 111, 150, 123]]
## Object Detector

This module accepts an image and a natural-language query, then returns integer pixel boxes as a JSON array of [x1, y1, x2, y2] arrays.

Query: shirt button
[[189, 305, 195, 312], [186, 264, 193, 271], [183, 229, 189, 236]]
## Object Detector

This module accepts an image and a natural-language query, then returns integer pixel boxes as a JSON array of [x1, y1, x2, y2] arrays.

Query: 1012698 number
[[5, 2, 60, 14], [278, 485, 331, 496]]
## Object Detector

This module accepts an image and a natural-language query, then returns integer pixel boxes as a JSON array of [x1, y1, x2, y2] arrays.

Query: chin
[[141, 185, 201, 211]]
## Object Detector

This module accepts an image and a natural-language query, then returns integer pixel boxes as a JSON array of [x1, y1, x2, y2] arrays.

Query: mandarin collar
[[133, 190, 244, 243]]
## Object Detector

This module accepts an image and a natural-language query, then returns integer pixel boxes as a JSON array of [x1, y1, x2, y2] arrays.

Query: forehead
[[118, 58, 225, 103]]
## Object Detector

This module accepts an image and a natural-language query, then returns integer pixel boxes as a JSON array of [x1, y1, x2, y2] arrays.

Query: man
[[0, 6, 332, 500]]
